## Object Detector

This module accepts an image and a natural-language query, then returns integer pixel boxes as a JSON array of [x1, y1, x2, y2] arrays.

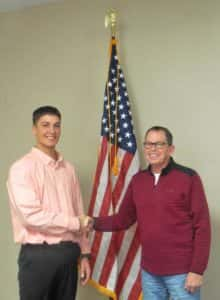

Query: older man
[[86, 126, 211, 300]]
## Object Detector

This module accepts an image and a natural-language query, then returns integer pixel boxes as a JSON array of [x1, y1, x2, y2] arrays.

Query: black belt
[[22, 241, 78, 247]]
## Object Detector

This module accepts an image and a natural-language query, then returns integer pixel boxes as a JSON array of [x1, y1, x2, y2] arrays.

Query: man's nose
[[49, 126, 55, 133]]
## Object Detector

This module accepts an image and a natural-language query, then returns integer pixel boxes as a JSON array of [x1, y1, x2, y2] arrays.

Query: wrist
[[80, 253, 91, 260]]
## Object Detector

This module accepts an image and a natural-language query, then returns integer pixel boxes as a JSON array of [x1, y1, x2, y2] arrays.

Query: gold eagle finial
[[105, 9, 117, 36]]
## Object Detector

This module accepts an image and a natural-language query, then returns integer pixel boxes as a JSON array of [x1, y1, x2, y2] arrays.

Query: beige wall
[[0, 0, 219, 299]]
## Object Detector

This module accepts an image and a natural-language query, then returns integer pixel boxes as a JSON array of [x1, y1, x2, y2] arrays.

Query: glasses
[[143, 141, 168, 149]]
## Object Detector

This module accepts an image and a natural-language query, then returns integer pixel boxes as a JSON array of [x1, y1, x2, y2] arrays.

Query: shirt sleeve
[[189, 174, 211, 274], [94, 180, 137, 231], [7, 162, 80, 235], [70, 166, 90, 253]]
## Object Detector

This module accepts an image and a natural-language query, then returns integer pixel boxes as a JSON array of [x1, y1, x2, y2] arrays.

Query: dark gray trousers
[[18, 242, 80, 300]]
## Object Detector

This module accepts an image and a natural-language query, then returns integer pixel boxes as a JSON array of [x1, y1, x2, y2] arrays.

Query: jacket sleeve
[[189, 173, 211, 274], [94, 180, 137, 232]]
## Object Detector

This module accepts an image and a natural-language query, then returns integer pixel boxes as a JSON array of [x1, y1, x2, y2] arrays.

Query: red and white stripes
[[89, 136, 141, 300]]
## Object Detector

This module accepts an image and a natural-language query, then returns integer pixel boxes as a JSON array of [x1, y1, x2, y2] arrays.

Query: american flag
[[88, 37, 141, 300]]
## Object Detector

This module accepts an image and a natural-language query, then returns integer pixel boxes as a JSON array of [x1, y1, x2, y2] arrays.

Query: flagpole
[[105, 9, 117, 300], [105, 9, 119, 179]]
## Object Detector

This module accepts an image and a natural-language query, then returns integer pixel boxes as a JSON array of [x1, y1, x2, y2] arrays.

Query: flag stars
[[112, 110, 116, 115], [122, 82, 126, 88], [125, 132, 131, 138], [100, 46, 137, 154], [121, 113, 126, 119]]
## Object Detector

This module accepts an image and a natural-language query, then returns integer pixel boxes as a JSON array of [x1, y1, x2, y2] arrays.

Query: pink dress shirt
[[7, 147, 90, 253]]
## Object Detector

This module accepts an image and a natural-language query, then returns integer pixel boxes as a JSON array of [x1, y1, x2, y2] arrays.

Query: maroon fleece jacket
[[94, 158, 211, 275]]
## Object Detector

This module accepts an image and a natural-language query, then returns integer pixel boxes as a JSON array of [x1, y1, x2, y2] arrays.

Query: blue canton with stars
[[101, 39, 137, 154]]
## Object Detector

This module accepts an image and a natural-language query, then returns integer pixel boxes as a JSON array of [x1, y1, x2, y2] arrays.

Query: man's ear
[[32, 125, 36, 136], [169, 145, 175, 155]]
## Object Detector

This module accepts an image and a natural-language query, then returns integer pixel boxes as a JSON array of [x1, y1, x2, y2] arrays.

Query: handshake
[[78, 215, 94, 233]]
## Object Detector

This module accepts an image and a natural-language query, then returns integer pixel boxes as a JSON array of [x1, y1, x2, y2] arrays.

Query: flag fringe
[[88, 279, 117, 300], [88, 279, 143, 300]]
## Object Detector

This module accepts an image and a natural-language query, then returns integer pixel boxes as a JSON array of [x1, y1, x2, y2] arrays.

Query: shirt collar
[[31, 147, 64, 167], [147, 157, 175, 176]]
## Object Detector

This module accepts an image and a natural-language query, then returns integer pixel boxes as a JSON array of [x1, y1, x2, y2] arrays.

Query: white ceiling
[[0, 0, 63, 12]]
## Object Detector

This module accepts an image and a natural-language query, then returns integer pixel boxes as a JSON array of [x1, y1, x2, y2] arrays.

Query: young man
[[7, 106, 91, 300], [85, 126, 211, 300]]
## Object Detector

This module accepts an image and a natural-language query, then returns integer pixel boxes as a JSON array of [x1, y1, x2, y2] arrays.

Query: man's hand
[[78, 215, 94, 232], [184, 272, 203, 293], [79, 256, 91, 286]]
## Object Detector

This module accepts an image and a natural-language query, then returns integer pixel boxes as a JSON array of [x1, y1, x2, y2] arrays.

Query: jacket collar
[[147, 157, 175, 176]]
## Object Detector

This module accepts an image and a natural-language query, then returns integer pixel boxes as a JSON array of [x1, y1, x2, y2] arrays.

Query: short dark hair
[[32, 106, 61, 125], [145, 126, 173, 145]]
